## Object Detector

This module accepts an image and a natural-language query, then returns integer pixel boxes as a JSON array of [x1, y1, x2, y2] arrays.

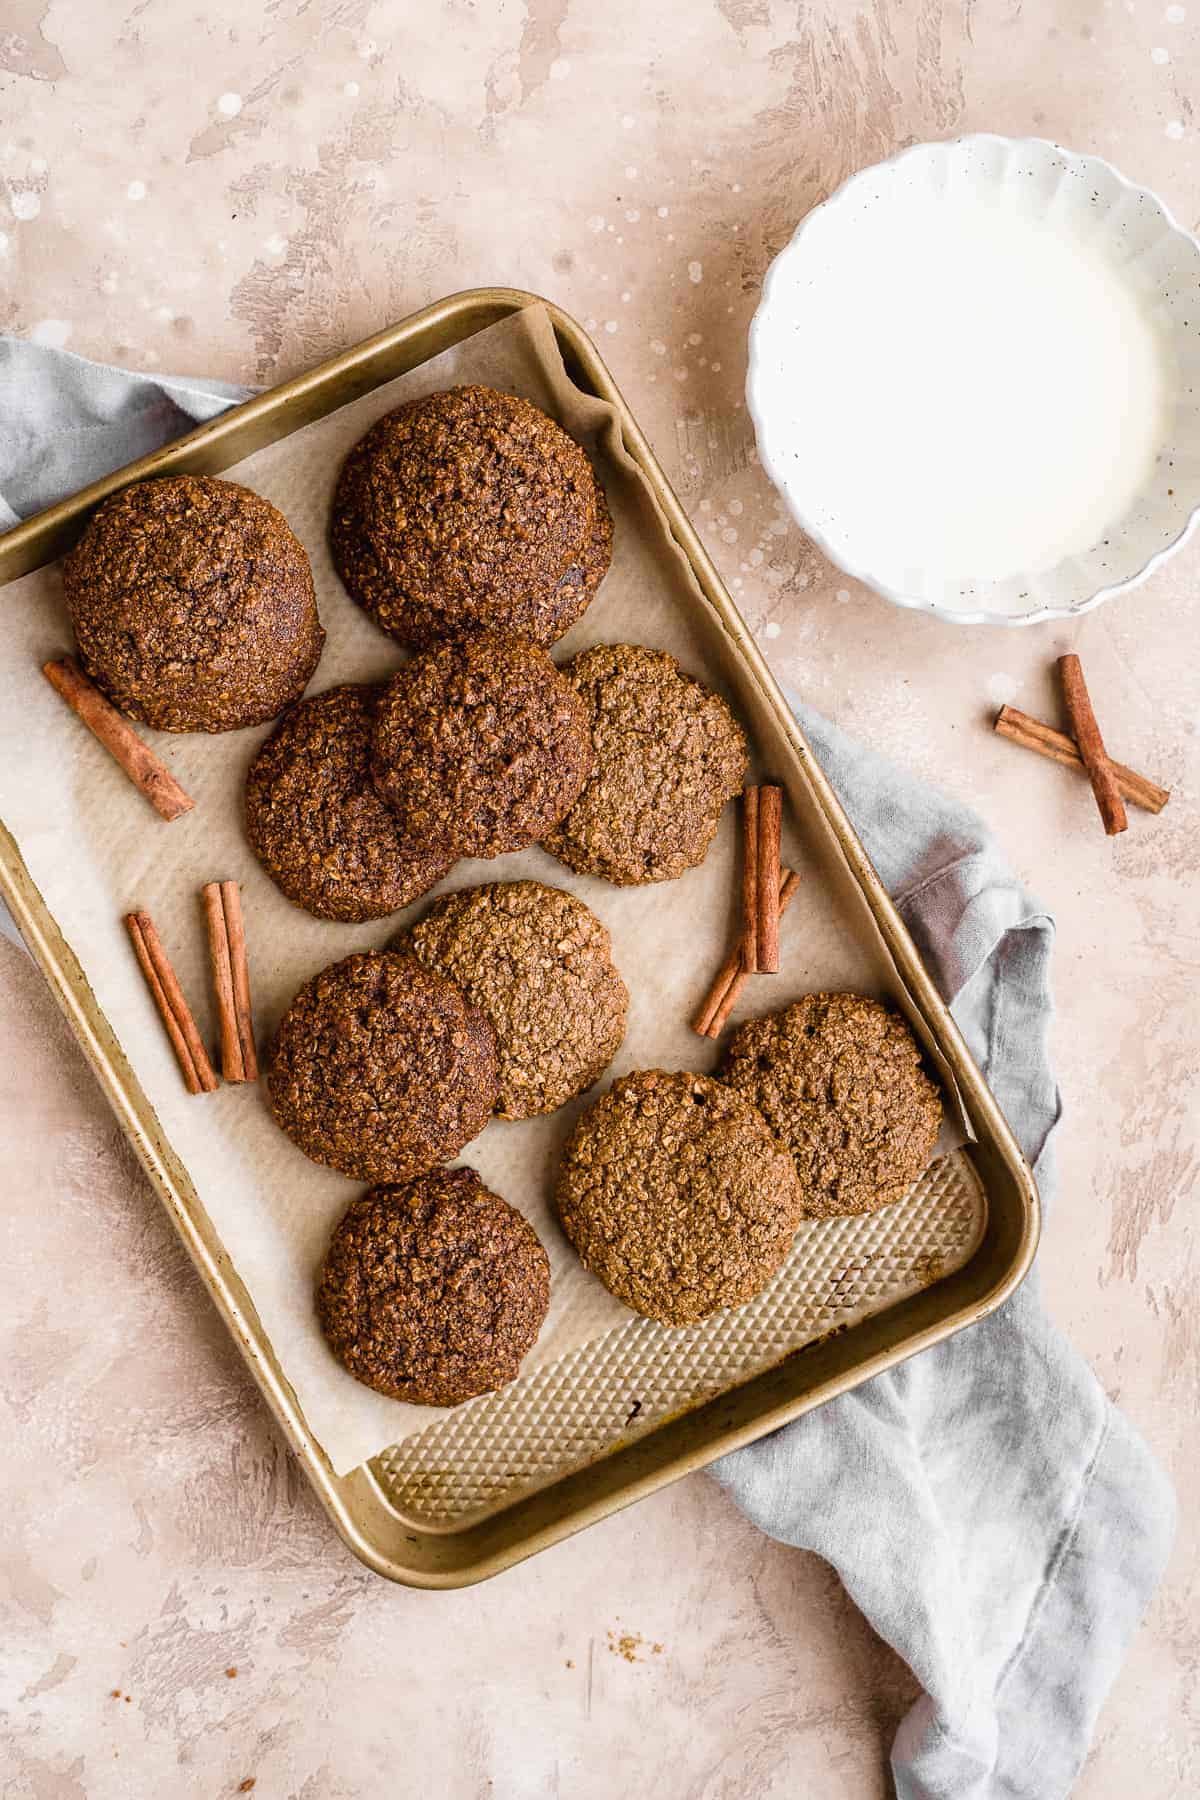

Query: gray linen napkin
[[713, 713, 1175, 1798], [0, 337, 1176, 1797]]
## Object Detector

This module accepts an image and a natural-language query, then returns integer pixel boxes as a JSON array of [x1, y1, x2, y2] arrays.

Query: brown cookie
[[268, 951, 498, 1183], [551, 481, 613, 635], [555, 1069, 806, 1327], [330, 385, 611, 648], [720, 993, 943, 1218], [397, 881, 629, 1119], [244, 683, 453, 923], [542, 643, 748, 885], [370, 632, 593, 860], [317, 1168, 550, 1407], [63, 475, 324, 733]]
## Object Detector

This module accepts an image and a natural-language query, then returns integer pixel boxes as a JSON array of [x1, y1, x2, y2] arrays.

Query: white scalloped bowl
[[747, 135, 1200, 626]]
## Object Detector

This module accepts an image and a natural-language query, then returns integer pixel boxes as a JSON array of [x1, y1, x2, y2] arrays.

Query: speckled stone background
[[2, 4, 1198, 1796]]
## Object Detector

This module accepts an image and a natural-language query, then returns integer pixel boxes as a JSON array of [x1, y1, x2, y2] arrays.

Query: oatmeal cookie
[[330, 385, 610, 648], [555, 1068, 806, 1326], [317, 1168, 550, 1406], [370, 632, 592, 860], [543, 643, 748, 884], [397, 880, 628, 1118], [244, 683, 453, 922], [63, 475, 323, 732], [268, 951, 498, 1182], [720, 992, 943, 1217]]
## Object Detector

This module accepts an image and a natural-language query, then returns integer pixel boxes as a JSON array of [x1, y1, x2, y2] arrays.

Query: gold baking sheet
[[0, 291, 1039, 1584]]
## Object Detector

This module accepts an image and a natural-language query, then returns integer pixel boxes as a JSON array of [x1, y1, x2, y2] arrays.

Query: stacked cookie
[[720, 993, 943, 1220], [245, 633, 595, 921], [268, 882, 631, 1177], [545, 643, 748, 885], [290, 392, 756, 1402], [556, 1070, 808, 1328], [59, 390, 625, 1410], [270, 878, 630, 1407]]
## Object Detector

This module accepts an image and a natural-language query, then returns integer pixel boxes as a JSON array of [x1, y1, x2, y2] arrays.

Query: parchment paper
[[0, 307, 965, 1475]]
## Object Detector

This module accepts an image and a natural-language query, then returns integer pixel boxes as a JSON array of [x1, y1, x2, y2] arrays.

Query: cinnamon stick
[[993, 706, 1169, 814], [202, 883, 244, 1083], [220, 880, 258, 1081], [757, 784, 783, 973], [1056, 654, 1127, 836], [124, 910, 218, 1094], [693, 869, 802, 1039], [43, 658, 194, 823], [741, 785, 759, 974]]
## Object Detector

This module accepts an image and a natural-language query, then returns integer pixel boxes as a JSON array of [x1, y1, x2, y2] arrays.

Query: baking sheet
[[0, 306, 964, 1476]]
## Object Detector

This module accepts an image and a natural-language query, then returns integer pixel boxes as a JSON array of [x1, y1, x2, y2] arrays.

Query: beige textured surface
[[1, 4, 1197, 1795]]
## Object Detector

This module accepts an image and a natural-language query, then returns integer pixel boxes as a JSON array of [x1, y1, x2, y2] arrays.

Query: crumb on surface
[[605, 1626, 667, 1664]]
